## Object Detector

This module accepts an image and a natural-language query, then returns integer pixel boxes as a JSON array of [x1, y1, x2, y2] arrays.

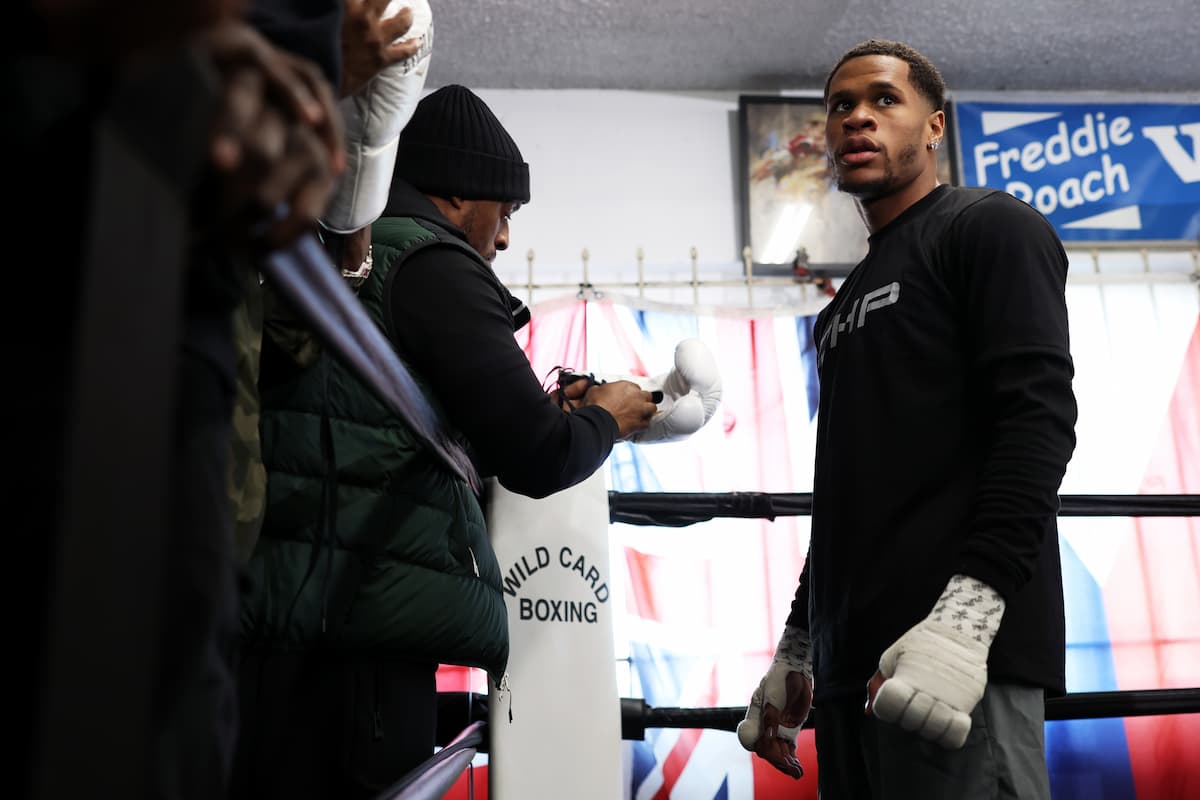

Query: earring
[[927, 140, 941, 151]]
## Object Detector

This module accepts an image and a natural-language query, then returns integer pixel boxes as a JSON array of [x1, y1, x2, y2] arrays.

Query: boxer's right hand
[[737, 625, 814, 780]]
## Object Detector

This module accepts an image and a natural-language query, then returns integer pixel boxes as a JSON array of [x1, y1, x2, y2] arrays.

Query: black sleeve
[[785, 548, 811, 631], [387, 246, 620, 498], [949, 193, 1078, 600]]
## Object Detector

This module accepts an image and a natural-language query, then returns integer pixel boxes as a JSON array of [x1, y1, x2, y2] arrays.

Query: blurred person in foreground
[[14, 1, 344, 797]]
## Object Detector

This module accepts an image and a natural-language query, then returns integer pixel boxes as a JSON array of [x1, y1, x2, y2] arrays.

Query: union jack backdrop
[[443, 281, 1199, 799]]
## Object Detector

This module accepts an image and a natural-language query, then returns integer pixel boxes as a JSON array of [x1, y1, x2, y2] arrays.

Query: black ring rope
[[608, 492, 1200, 526], [420, 490, 1200, 774], [433, 687, 1200, 751]]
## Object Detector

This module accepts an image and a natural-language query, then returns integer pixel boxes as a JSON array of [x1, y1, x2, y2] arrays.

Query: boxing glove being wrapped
[[580, 338, 721, 444]]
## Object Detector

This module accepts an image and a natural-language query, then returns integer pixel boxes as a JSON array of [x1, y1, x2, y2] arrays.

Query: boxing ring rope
[[414, 490, 1200, 756], [424, 684, 1200, 756], [603, 490, 1200, 731], [371, 685, 1200, 796], [608, 492, 1200, 526], [616, 686, 1200, 739], [374, 721, 486, 800]]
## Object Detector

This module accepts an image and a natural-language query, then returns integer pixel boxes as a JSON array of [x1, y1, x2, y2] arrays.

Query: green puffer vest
[[241, 216, 508, 681]]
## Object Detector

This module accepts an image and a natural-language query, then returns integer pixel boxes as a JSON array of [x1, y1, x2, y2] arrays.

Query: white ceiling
[[423, 0, 1200, 93]]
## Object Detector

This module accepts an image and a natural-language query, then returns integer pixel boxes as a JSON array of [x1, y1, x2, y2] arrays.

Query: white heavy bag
[[485, 470, 624, 799]]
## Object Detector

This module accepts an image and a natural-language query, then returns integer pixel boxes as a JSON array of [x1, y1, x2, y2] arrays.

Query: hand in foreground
[[578, 380, 657, 439], [340, 0, 426, 98], [867, 574, 1004, 749], [197, 20, 345, 248], [625, 338, 722, 445], [737, 625, 814, 779]]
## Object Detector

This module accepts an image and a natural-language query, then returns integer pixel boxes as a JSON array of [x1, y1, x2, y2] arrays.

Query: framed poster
[[738, 95, 958, 269]]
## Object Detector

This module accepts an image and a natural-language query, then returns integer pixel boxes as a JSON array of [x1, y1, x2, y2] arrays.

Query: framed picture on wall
[[738, 95, 958, 270]]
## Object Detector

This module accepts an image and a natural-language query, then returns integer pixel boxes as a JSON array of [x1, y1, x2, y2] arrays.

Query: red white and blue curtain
[[444, 280, 1199, 800]]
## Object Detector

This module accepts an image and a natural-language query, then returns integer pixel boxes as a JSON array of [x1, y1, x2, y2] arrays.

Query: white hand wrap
[[323, 0, 433, 233], [604, 338, 721, 444], [872, 574, 1005, 749], [736, 625, 812, 751]]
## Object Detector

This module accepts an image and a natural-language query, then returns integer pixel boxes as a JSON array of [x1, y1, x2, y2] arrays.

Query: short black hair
[[823, 39, 946, 111]]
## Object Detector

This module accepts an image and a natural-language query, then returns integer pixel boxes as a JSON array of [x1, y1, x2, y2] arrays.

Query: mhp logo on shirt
[[956, 101, 1200, 241]]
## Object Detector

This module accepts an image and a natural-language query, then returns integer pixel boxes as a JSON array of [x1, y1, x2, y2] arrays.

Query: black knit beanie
[[392, 85, 530, 203]]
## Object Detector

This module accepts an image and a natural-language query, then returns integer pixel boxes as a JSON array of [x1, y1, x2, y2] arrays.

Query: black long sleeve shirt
[[381, 185, 620, 498], [789, 185, 1077, 700]]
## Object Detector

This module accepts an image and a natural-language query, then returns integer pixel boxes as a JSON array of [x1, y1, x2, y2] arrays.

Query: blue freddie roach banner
[[955, 101, 1200, 242]]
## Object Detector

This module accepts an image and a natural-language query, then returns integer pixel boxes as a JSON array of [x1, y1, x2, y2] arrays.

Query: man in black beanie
[[378, 84, 660, 488], [238, 84, 658, 799]]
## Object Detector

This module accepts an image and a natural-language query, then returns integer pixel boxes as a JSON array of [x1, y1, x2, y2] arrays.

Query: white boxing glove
[[323, 0, 433, 233], [610, 338, 721, 444], [737, 625, 812, 752], [872, 574, 1005, 749]]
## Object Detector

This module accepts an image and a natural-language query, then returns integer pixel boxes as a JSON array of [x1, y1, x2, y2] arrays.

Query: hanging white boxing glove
[[323, 0, 434, 233], [870, 574, 1006, 749]]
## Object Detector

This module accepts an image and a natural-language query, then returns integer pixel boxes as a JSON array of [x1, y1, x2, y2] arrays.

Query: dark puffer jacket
[[241, 216, 508, 681]]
